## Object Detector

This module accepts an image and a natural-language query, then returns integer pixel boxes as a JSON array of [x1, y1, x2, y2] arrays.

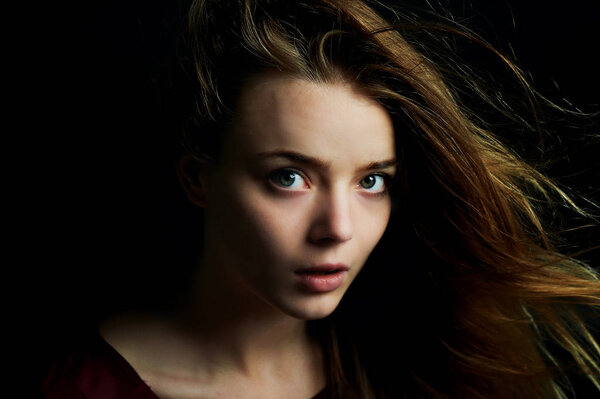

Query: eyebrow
[[256, 150, 398, 173]]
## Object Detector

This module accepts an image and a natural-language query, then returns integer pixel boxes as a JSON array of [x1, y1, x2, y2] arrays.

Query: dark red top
[[42, 333, 329, 398]]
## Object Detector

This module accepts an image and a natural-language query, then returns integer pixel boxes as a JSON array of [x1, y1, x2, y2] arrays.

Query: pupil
[[361, 176, 376, 188], [280, 172, 296, 186]]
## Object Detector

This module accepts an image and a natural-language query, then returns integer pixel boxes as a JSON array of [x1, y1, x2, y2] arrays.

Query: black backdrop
[[30, 0, 599, 382]]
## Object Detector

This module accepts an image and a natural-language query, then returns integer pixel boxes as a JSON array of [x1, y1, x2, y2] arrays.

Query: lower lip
[[295, 270, 347, 293]]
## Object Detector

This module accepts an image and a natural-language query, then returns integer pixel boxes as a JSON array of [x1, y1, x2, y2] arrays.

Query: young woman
[[42, 0, 600, 398]]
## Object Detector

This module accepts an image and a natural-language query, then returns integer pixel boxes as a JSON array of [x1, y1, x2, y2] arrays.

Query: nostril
[[310, 232, 352, 246], [315, 236, 338, 245]]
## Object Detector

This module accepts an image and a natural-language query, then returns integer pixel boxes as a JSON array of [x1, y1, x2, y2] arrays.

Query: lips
[[295, 263, 349, 274], [294, 264, 349, 293]]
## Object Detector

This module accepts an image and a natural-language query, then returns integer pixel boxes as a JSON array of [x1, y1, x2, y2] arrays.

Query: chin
[[280, 294, 344, 320]]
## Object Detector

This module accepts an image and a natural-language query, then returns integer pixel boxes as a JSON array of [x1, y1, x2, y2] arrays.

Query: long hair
[[183, 0, 600, 397]]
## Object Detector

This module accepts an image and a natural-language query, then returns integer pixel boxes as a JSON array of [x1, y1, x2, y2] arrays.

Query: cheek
[[245, 195, 311, 255], [354, 198, 391, 254], [213, 183, 310, 262]]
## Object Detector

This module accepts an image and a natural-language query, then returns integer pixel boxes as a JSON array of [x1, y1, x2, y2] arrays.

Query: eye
[[358, 174, 387, 193], [268, 169, 309, 190]]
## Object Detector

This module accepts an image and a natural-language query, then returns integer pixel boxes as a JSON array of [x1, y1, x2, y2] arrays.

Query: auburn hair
[[184, 0, 600, 397]]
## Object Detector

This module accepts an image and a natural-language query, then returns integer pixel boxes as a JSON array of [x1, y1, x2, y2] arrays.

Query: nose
[[308, 187, 353, 245]]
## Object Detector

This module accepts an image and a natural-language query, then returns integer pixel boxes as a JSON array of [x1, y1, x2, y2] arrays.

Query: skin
[[101, 73, 396, 398]]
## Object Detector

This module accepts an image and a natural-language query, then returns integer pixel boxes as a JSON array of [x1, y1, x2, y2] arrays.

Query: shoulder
[[41, 331, 158, 399]]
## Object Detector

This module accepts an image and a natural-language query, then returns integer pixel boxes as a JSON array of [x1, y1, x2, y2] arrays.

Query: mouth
[[294, 264, 349, 293], [295, 263, 350, 275]]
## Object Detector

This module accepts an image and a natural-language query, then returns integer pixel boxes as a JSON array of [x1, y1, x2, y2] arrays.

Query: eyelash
[[267, 168, 393, 196], [267, 168, 309, 190], [359, 173, 392, 197]]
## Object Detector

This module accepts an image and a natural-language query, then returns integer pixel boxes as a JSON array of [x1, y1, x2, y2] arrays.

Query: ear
[[176, 154, 209, 208]]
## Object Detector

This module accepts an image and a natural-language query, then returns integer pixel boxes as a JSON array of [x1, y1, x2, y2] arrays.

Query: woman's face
[[200, 73, 396, 320]]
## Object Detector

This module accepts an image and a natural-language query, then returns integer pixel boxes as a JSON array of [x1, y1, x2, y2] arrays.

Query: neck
[[172, 256, 321, 377], [100, 256, 326, 397]]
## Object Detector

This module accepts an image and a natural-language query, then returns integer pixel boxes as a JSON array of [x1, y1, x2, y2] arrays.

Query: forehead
[[225, 73, 395, 165]]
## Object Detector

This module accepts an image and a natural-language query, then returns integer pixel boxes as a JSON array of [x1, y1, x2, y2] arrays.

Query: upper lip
[[295, 263, 349, 273]]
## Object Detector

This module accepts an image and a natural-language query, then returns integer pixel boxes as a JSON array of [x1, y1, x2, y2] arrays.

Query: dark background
[[29, 0, 599, 380]]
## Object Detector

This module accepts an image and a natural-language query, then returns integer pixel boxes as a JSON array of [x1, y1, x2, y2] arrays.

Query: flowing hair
[[183, 0, 600, 397]]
